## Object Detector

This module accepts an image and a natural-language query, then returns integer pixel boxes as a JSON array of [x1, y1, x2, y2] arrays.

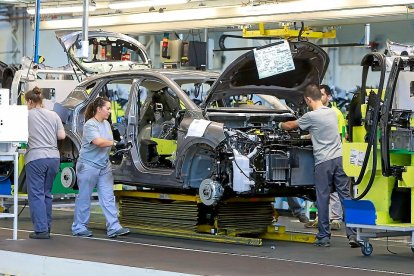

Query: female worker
[[25, 86, 66, 239], [72, 96, 129, 238]]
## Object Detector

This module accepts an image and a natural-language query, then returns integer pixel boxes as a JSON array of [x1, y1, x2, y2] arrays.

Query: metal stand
[[347, 223, 414, 256], [0, 150, 19, 240]]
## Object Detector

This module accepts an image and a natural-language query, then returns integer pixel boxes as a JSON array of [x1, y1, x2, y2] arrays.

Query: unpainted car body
[[56, 41, 329, 205]]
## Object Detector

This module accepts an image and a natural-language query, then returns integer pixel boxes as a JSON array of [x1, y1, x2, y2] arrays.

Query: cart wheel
[[361, 243, 373, 256]]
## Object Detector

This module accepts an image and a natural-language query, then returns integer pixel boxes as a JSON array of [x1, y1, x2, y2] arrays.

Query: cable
[[232, 152, 256, 181], [386, 232, 398, 255], [351, 53, 386, 200], [18, 203, 27, 217], [70, 56, 81, 82], [297, 21, 305, 41], [15, 59, 35, 102]]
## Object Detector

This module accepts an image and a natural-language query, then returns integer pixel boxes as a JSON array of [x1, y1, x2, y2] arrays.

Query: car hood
[[202, 41, 329, 107], [56, 31, 151, 74]]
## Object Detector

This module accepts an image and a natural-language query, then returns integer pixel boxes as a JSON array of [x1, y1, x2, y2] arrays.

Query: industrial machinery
[[343, 41, 414, 256], [2, 31, 151, 196], [0, 88, 28, 240], [3, 31, 151, 108]]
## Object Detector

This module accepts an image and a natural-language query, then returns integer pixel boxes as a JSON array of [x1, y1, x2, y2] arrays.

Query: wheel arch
[[176, 138, 218, 189]]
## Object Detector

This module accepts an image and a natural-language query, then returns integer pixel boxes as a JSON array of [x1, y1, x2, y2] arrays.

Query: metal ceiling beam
[[38, 3, 414, 34]]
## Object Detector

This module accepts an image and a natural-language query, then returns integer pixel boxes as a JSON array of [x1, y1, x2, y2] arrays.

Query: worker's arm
[[91, 138, 113, 148], [279, 120, 299, 131], [56, 116, 66, 140], [57, 129, 66, 140]]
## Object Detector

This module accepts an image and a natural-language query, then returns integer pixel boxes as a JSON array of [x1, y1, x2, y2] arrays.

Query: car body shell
[[56, 41, 329, 202]]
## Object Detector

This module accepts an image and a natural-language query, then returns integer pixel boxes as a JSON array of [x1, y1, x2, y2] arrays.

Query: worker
[[287, 197, 309, 223], [72, 96, 130, 238], [277, 84, 358, 248], [25, 86, 66, 239], [305, 85, 345, 230]]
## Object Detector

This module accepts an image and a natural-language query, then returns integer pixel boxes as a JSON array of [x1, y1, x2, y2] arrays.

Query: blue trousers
[[26, 158, 60, 233], [314, 157, 356, 239], [72, 161, 122, 236]]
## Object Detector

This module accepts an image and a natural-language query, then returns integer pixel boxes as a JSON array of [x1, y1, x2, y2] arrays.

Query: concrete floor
[[0, 201, 414, 275]]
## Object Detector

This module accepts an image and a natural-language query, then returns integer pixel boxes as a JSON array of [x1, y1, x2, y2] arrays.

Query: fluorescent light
[[109, 0, 188, 10], [27, 5, 96, 15]]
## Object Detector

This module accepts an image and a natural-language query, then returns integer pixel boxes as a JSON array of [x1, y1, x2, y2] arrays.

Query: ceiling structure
[[0, 0, 414, 34]]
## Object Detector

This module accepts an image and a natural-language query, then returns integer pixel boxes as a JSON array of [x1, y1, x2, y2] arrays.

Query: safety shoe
[[348, 235, 360, 248], [304, 218, 318, 228], [29, 231, 50, 239], [330, 219, 342, 230], [314, 236, 331, 247], [297, 214, 310, 223], [108, 227, 130, 238], [73, 230, 93, 237]]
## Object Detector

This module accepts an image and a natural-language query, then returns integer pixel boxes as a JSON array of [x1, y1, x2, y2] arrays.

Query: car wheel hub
[[199, 178, 223, 206]]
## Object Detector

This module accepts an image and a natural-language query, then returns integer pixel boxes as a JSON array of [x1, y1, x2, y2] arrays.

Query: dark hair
[[320, 84, 332, 96], [304, 84, 322, 101], [24, 86, 43, 104], [84, 96, 110, 121]]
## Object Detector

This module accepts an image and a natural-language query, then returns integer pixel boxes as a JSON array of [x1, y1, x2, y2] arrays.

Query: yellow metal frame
[[115, 190, 277, 204], [89, 221, 263, 246], [115, 190, 316, 245], [260, 225, 316, 243], [115, 190, 201, 203], [242, 23, 336, 39]]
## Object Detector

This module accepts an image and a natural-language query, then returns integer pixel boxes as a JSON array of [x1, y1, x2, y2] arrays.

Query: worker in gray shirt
[[278, 84, 358, 248], [72, 96, 129, 238], [25, 87, 66, 239]]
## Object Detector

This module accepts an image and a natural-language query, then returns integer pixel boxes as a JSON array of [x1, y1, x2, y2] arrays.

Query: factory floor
[[0, 201, 413, 276]]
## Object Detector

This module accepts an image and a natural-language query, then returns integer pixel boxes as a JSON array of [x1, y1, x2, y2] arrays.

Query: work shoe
[[348, 235, 360, 248], [304, 218, 318, 228], [108, 227, 130, 238], [330, 219, 342, 230], [314, 236, 331, 247], [297, 214, 310, 223], [73, 230, 93, 237], [29, 231, 50, 239]]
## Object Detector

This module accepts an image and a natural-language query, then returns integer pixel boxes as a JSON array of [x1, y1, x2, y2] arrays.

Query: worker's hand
[[115, 139, 126, 150], [276, 122, 283, 130]]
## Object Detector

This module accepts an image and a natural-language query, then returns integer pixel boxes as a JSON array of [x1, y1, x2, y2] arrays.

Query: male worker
[[305, 85, 344, 230], [277, 84, 358, 247], [287, 197, 309, 223]]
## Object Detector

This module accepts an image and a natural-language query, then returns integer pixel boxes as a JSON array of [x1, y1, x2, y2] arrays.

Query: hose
[[380, 57, 403, 176], [351, 52, 386, 200]]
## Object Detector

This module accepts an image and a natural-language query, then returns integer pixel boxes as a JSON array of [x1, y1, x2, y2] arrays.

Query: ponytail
[[84, 96, 110, 121]]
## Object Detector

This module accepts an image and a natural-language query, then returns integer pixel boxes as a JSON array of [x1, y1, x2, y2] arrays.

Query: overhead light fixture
[[27, 4, 96, 15], [109, 0, 188, 10]]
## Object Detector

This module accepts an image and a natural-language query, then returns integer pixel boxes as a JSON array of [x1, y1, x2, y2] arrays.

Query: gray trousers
[[329, 192, 343, 221], [315, 157, 355, 239], [72, 161, 122, 236], [26, 158, 60, 233]]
